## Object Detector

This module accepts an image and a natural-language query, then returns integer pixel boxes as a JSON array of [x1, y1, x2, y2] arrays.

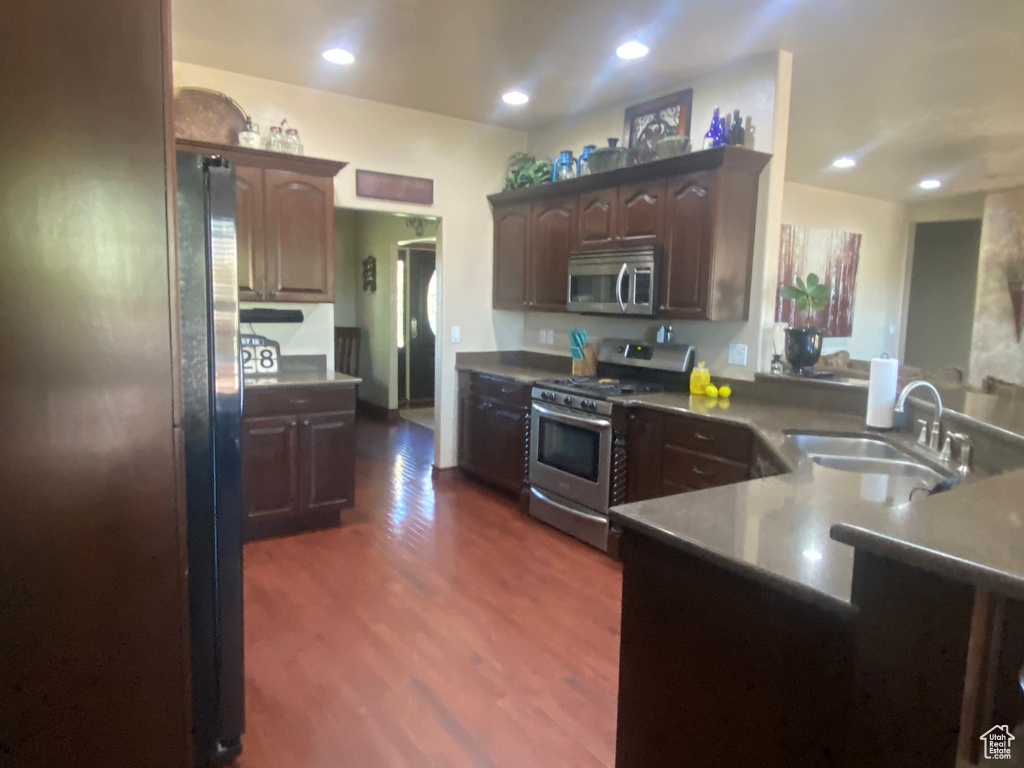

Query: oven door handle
[[531, 486, 608, 522], [616, 263, 628, 313], [533, 403, 611, 430]]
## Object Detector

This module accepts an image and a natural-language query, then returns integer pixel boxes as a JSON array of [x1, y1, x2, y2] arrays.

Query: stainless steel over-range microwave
[[565, 246, 661, 316]]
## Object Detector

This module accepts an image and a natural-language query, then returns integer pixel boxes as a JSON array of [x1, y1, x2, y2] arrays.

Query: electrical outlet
[[451, 326, 461, 343], [539, 329, 547, 344], [545, 329, 555, 345], [728, 343, 748, 366]]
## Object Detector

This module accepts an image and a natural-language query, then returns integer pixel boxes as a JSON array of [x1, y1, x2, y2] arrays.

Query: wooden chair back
[[335, 327, 361, 377]]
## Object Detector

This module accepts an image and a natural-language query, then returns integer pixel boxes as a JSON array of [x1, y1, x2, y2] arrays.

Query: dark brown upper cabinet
[[492, 203, 529, 309], [263, 170, 334, 302], [662, 172, 715, 317], [529, 196, 578, 311], [488, 146, 770, 320], [617, 180, 667, 247], [578, 187, 618, 249], [176, 138, 347, 304], [235, 165, 265, 301]]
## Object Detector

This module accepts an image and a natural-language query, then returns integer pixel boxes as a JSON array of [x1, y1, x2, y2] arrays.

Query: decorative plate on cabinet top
[[173, 87, 248, 145]]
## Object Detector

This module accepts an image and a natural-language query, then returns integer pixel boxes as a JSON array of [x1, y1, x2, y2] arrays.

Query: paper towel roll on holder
[[865, 353, 901, 431]]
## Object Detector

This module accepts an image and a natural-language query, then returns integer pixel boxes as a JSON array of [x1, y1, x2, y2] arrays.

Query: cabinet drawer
[[468, 374, 531, 406], [663, 445, 749, 491], [244, 385, 355, 417], [663, 414, 753, 464]]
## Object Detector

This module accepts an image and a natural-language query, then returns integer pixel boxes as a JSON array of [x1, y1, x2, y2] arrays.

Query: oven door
[[530, 402, 612, 513]]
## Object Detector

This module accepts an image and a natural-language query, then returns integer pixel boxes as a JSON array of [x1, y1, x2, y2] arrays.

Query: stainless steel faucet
[[895, 380, 944, 451]]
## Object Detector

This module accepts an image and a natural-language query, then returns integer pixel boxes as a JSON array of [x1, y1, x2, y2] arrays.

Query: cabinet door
[[661, 172, 715, 318], [263, 170, 334, 302], [458, 392, 492, 479], [617, 181, 667, 247], [492, 204, 529, 309], [489, 403, 528, 493], [300, 411, 356, 513], [242, 415, 300, 539], [578, 188, 618, 249], [235, 164, 265, 301], [626, 409, 665, 502], [528, 197, 578, 312]]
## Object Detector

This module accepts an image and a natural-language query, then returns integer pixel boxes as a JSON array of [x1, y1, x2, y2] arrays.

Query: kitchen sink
[[783, 431, 961, 501]]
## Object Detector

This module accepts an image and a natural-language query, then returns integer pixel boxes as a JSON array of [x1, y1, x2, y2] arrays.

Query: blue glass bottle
[[703, 107, 721, 150], [577, 144, 596, 176], [552, 150, 577, 181]]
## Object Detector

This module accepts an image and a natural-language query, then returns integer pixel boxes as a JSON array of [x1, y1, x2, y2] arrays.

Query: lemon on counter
[[718, 385, 732, 398], [704, 384, 719, 398]]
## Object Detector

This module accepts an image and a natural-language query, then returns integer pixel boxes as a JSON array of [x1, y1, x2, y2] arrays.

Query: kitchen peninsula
[[609, 383, 1024, 768], [242, 370, 360, 540], [454, 354, 1024, 768]]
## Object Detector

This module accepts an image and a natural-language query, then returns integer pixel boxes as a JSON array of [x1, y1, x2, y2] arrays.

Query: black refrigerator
[[176, 150, 246, 765]]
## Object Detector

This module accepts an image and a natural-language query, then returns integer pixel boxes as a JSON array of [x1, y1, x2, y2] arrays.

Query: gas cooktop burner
[[541, 377, 659, 397]]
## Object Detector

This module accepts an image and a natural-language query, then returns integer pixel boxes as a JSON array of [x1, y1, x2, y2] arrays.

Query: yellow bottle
[[689, 362, 711, 395]]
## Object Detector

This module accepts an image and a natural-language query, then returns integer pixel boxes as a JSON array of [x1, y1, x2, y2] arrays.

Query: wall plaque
[[356, 170, 434, 205]]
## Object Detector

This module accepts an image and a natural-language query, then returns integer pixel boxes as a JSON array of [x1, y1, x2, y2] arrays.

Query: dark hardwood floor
[[238, 418, 622, 768]]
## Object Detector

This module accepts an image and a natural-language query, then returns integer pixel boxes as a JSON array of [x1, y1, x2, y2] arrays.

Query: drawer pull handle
[[692, 466, 713, 477], [291, 398, 310, 405], [694, 432, 714, 442]]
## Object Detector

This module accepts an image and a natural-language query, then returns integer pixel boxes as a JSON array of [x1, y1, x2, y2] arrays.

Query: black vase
[[784, 327, 823, 373]]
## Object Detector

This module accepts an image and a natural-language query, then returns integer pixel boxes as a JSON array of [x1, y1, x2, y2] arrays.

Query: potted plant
[[503, 152, 553, 191], [779, 273, 829, 373]]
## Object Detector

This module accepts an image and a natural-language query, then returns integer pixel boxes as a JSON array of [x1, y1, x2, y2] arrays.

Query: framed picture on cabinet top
[[623, 88, 694, 164]]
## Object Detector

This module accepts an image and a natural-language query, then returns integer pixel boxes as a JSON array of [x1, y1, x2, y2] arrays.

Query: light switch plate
[[539, 329, 547, 344], [451, 326, 461, 343], [545, 329, 555, 345], [728, 343, 748, 366]]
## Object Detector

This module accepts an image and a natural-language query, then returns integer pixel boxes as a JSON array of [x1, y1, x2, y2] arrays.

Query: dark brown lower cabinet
[[626, 406, 783, 501], [458, 372, 530, 503], [301, 411, 356, 512], [242, 384, 356, 540], [616, 530, 854, 768], [242, 415, 301, 524]]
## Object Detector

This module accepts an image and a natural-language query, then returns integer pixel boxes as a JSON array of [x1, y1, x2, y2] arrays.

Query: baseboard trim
[[431, 465, 461, 479], [357, 399, 400, 422]]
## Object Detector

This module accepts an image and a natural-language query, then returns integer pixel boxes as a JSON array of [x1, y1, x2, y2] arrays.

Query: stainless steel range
[[529, 338, 695, 552]]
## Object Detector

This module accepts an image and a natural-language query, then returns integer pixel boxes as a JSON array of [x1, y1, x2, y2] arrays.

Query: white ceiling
[[172, 0, 1024, 201]]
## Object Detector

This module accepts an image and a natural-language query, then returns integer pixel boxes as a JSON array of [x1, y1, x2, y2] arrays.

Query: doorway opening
[[902, 219, 982, 374], [332, 210, 440, 432], [397, 242, 437, 427]]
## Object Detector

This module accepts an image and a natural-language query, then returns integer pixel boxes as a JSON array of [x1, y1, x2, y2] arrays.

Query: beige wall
[[347, 212, 438, 409], [523, 51, 793, 378], [173, 62, 526, 466], [968, 187, 1024, 385], [333, 209, 358, 327], [780, 182, 908, 360], [239, 301, 335, 368]]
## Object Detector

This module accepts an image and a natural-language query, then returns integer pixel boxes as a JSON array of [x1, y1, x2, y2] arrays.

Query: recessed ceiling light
[[502, 90, 529, 106], [832, 157, 856, 169], [322, 48, 355, 65], [919, 178, 942, 190], [803, 549, 824, 562], [616, 41, 650, 60]]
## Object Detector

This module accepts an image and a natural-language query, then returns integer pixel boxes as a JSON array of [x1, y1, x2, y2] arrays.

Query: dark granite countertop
[[454, 351, 571, 384], [451, 356, 1024, 608], [244, 371, 361, 389], [608, 391, 1024, 611]]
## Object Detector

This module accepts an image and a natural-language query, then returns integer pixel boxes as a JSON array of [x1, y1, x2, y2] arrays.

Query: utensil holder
[[572, 344, 598, 376]]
